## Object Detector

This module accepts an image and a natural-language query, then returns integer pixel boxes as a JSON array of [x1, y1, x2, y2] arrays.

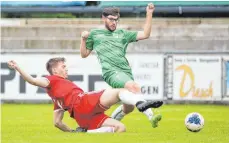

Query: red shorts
[[72, 90, 110, 130]]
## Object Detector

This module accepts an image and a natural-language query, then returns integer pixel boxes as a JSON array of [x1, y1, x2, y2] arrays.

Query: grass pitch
[[1, 104, 229, 143]]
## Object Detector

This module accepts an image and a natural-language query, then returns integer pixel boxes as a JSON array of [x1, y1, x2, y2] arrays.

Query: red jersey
[[45, 75, 84, 111], [45, 75, 109, 129]]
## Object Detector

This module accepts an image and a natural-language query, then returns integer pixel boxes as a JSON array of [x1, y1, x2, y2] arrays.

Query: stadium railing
[[1, 1, 229, 17]]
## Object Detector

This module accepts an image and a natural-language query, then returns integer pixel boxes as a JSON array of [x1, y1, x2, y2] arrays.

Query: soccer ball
[[185, 112, 204, 132]]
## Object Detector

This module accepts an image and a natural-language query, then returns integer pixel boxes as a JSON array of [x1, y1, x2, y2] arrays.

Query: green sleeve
[[123, 30, 137, 43], [86, 31, 94, 50]]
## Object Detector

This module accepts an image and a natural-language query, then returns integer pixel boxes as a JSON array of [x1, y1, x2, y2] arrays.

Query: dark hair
[[102, 7, 120, 17], [46, 57, 65, 75]]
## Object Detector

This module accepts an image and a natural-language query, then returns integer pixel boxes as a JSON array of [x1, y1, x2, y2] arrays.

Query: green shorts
[[104, 72, 134, 88]]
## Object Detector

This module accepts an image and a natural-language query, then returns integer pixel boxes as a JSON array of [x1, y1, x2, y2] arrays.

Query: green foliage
[[30, 13, 76, 18]]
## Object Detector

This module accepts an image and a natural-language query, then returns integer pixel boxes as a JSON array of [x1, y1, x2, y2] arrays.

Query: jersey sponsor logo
[[112, 33, 123, 38]]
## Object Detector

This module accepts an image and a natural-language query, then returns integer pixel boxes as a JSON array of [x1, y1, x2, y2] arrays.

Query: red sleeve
[[45, 75, 56, 87], [46, 76, 60, 110]]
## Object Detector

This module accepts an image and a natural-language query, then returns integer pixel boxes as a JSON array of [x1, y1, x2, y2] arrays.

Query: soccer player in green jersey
[[80, 3, 162, 128]]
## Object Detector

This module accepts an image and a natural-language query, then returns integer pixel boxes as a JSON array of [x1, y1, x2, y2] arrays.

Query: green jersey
[[86, 29, 137, 88]]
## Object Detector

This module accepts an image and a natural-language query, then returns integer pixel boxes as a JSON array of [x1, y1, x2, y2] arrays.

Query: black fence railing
[[2, 6, 229, 17]]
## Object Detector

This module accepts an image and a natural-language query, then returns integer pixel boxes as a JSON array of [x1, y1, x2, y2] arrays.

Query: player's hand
[[8, 60, 18, 70], [71, 127, 87, 133], [146, 3, 155, 14], [81, 31, 90, 40]]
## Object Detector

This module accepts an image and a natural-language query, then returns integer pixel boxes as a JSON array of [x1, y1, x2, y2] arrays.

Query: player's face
[[54, 62, 68, 78], [104, 15, 119, 32]]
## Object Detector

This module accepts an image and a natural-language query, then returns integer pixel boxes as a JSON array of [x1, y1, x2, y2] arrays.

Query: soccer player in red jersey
[[8, 57, 162, 133]]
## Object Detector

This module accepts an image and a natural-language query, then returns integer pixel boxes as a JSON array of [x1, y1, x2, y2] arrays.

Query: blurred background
[[1, 1, 229, 103]]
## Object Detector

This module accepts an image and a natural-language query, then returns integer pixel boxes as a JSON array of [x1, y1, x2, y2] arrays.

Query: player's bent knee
[[124, 81, 134, 89], [124, 81, 140, 93]]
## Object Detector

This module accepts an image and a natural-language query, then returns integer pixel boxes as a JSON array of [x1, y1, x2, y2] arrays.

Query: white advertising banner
[[224, 56, 229, 96], [1, 54, 105, 100], [1, 54, 164, 100], [173, 55, 222, 100], [127, 54, 164, 100]]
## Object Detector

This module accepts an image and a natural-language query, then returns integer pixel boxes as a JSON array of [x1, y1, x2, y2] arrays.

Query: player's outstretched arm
[[80, 31, 92, 58], [8, 60, 49, 88], [136, 3, 155, 40], [54, 109, 73, 132]]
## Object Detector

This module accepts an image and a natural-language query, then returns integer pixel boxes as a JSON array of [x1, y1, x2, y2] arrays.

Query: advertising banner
[[173, 55, 222, 100], [227, 61, 229, 95], [1, 54, 164, 100]]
